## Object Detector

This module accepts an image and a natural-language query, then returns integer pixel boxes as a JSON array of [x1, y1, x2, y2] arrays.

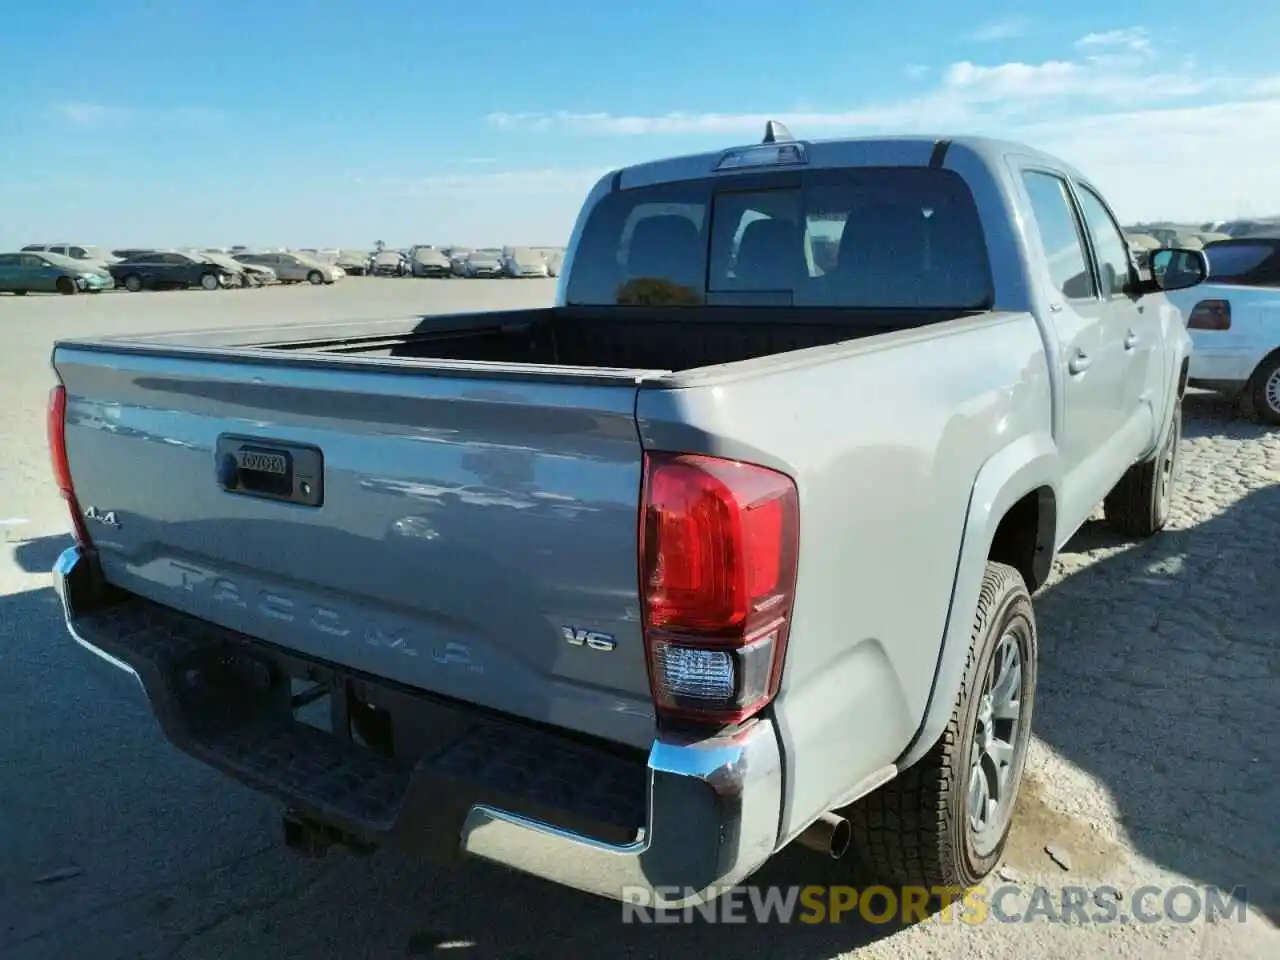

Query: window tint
[[565, 168, 991, 309], [20, 254, 46, 268], [1204, 242, 1279, 285], [1076, 186, 1133, 297], [566, 182, 709, 306], [0, 254, 19, 266], [1022, 171, 1094, 300], [68, 246, 88, 259], [708, 189, 805, 292]]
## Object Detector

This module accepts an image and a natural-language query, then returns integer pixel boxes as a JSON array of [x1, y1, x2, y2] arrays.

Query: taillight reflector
[[1187, 299, 1231, 330], [639, 452, 800, 725], [48, 384, 92, 547]]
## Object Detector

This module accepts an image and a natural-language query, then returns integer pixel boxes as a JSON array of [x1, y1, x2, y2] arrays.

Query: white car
[[1162, 237, 1280, 424], [503, 247, 550, 278], [235, 251, 343, 284]]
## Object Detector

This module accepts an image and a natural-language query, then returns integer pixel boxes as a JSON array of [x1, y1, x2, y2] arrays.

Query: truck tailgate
[[54, 347, 655, 749]]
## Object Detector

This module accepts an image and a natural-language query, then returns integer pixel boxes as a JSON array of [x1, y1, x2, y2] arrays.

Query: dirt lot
[[1, 279, 1276, 958]]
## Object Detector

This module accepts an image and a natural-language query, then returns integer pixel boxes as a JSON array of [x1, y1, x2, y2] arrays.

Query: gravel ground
[[1, 279, 1276, 959]]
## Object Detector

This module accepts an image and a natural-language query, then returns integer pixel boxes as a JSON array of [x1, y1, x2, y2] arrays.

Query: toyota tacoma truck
[[50, 127, 1207, 907]]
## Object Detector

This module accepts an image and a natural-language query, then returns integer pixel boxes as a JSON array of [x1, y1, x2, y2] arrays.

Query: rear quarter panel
[[636, 312, 1055, 841], [1166, 283, 1280, 385]]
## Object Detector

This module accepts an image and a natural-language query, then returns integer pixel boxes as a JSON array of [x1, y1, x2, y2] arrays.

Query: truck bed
[[82, 305, 984, 374], [52, 302, 1005, 755]]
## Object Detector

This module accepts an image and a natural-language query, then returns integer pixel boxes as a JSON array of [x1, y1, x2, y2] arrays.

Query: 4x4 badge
[[83, 506, 120, 527]]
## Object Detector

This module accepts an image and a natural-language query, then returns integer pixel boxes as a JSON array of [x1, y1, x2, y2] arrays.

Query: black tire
[[123, 274, 144, 292], [307, 270, 324, 285], [13, 290, 27, 296], [56, 276, 77, 295], [1103, 399, 1181, 537], [1244, 352, 1280, 426], [199, 272, 221, 291], [845, 561, 1037, 890]]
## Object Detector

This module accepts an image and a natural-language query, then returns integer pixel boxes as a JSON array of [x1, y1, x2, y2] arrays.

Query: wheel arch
[[895, 434, 1060, 771]]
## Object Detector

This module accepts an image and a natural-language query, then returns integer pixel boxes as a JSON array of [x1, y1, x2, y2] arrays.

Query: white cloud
[[54, 102, 222, 129], [484, 34, 1280, 221], [964, 18, 1032, 43], [1075, 27, 1152, 54]]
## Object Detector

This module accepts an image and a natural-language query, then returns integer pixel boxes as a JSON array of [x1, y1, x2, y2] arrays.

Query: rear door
[[1073, 181, 1162, 457], [56, 350, 656, 748], [1017, 167, 1129, 529]]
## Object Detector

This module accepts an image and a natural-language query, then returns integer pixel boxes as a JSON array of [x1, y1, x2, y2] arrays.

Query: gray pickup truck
[[50, 128, 1209, 907]]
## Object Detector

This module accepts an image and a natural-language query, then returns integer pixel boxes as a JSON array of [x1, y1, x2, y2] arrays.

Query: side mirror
[[1148, 247, 1208, 292]]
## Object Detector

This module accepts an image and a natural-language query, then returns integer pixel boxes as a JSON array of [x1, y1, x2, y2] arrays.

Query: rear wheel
[[846, 562, 1037, 890], [123, 274, 144, 292], [199, 272, 221, 291], [55, 276, 77, 295], [307, 270, 324, 285], [1104, 399, 1181, 537], [1245, 352, 1280, 426]]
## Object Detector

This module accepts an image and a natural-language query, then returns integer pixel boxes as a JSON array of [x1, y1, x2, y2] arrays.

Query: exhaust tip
[[795, 811, 852, 859], [828, 816, 852, 859]]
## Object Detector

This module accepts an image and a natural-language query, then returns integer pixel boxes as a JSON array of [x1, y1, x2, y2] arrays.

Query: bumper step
[[70, 591, 647, 853]]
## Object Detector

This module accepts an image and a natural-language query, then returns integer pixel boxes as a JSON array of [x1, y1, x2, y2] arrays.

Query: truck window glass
[[709, 189, 805, 292], [1075, 185, 1134, 297], [566, 168, 992, 309], [1204, 242, 1278, 285], [1021, 171, 1095, 300]]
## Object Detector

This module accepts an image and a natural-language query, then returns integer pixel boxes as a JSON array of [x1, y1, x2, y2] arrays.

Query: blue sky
[[3, 1, 1279, 249]]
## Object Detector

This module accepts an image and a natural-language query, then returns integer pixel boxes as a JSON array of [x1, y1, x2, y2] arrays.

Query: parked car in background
[[111, 248, 156, 260], [462, 248, 504, 277], [331, 250, 369, 276], [1164, 236, 1280, 424], [108, 250, 236, 292], [369, 249, 411, 277], [409, 246, 453, 278], [504, 246, 549, 278], [234, 251, 343, 285], [188, 249, 277, 288], [446, 247, 473, 276], [504, 247, 550, 278], [22, 243, 120, 268], [0, 251, 113, 295]]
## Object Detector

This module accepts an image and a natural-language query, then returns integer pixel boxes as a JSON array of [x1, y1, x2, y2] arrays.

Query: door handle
[[1068, 350, 1092, 374], [1125, 331, 1139, 350]]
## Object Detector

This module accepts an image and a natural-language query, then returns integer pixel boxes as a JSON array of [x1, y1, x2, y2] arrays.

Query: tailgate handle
[[216, 435, 324, 507]]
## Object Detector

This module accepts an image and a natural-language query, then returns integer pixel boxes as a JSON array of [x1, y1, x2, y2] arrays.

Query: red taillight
[[639, 452, 800, 726], [1187, 299, 1231, 330], [48, 384, 92, 547]]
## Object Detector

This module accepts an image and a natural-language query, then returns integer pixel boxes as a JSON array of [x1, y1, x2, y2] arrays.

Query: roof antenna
[[762, 120, 794, 144]]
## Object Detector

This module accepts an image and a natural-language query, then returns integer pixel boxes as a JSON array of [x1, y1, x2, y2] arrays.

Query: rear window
[[564, 167, 993, 309], [1204, 242, 1280, 286]]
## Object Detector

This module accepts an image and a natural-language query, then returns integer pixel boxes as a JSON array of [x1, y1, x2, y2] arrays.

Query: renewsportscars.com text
[[621, 883, 1250, 926]]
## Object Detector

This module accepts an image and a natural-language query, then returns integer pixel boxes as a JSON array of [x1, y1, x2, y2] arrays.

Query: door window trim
[[1019, 164, 1099, 303], [1072, 180, 1138, 300]]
